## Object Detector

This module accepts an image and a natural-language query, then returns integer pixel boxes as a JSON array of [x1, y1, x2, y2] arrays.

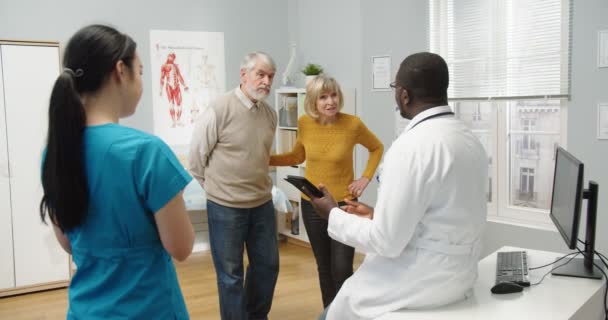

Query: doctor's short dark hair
[[395, 52, 449, 105]]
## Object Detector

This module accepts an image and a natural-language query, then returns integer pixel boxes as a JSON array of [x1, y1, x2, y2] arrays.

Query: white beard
[[245, 84, 269, 101]]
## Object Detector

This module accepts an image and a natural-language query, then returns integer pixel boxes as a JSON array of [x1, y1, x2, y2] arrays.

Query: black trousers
[[300, 198, 355, 308]]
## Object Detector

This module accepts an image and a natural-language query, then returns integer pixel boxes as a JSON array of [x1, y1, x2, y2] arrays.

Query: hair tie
[[64, 68, 84, 78]]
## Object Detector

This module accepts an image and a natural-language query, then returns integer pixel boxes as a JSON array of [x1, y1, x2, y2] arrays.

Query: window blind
[[429, 0, 571, 100]]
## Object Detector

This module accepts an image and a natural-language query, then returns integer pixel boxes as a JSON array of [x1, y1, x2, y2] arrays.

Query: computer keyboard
[[495, 251, 530, 286]]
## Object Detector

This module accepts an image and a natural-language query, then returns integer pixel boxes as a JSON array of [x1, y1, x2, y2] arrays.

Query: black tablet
[[284, 175, 324, 198]]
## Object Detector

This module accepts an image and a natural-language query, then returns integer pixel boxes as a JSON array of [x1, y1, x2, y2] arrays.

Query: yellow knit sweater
[[270, 113, 384, 201]]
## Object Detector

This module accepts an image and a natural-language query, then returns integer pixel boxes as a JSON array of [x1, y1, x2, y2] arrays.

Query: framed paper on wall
[[372, 55, 391, 91], [598, 103, 608, 140], [598, 30, 608, 68]]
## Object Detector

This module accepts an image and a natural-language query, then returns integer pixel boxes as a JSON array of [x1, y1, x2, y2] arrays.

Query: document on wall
[[372, 55, 391, 91], [598, 103, 608, 139], [598, 30, 608, 68]]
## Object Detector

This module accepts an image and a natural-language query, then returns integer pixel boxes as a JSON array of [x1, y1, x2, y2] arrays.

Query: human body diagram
[[160, 53, 188, 127], [189, 54, 218, 122]]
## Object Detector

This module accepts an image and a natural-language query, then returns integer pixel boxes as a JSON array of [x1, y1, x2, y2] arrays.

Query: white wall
[[287, 0, 369, 198], [359, 0, 429, 204], [0, 0, 289, 133], [287, 0, 363, 113], [569, 0, 608, 256]]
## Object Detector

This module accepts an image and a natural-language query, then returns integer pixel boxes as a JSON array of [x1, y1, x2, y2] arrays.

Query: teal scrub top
[[64, 124, 192, 319]]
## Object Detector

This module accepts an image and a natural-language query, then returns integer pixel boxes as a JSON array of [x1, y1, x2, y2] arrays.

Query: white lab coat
[[326, 106, 488, 320]]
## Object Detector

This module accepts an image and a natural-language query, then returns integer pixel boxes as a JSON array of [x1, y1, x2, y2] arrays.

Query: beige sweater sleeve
[[188, 107, 218, 187]]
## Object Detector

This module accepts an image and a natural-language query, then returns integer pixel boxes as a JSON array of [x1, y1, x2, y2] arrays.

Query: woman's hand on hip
[[348, 177, 370, 197]]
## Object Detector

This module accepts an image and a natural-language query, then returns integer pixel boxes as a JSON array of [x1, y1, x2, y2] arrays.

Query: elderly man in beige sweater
[[189, 51, 278, 320]]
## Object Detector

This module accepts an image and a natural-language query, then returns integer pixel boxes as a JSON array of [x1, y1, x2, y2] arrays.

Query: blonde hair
[[304, 75, 344, 119]]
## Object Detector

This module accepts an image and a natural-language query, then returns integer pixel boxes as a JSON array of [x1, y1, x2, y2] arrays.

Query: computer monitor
[[550, 147, 583, 250], [549, 146, 602, 279]]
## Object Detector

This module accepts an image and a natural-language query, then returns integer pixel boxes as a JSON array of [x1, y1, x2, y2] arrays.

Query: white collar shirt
[[235, 86, 257, 111]]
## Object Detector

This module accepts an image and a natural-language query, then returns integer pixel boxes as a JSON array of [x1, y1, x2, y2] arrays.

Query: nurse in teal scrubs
[[39, 25, 195, 319]]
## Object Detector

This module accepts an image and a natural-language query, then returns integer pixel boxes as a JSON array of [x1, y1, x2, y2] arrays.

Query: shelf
[[274, 89, 310, 246], [276, 87, 305, 94], [276, 130, 297, 154]]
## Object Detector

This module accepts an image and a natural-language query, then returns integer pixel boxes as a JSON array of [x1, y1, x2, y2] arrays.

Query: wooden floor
[[0, 242, 363, 320]]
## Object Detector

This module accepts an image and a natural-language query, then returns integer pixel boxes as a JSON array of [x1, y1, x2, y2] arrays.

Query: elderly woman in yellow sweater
[[270, 75, 384, 308]]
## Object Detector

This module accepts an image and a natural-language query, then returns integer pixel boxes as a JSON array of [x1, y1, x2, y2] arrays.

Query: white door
[[1, 44, 69, 287], [0, 45, 16, 290]]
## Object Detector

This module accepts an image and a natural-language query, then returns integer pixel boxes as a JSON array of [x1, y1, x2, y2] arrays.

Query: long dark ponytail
[[40, 25, 136, 232]]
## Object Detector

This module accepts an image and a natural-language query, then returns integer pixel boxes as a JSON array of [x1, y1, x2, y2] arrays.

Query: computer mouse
[[491, 282, 524, 294]]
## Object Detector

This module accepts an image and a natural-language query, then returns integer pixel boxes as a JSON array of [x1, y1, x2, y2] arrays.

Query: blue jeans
[[207, 200, 279, 320]]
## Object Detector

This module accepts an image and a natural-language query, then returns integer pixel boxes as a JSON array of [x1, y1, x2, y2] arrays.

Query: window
[[509, 100, 562, 213], [454, 101, 496, 210], [518, 167, 535, 201], [473, 104, 482, 121], [430, 0, 571, 226], [521, 118, 536, 151]]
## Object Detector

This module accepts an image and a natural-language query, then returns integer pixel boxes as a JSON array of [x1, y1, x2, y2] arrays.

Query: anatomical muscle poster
[[150, 30, 225, 147]]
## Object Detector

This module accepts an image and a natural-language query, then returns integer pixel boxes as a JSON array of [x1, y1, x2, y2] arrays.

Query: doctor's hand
[[341, 199, 374, 220], [348, 177, 370, 198], [302, 184, 337, 220]]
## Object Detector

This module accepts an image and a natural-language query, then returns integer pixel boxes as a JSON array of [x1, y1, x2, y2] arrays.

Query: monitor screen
[[549, 147, 584, 250]]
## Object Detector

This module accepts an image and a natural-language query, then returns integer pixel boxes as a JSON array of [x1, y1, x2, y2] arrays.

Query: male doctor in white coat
[[304, 52, 489, 320]]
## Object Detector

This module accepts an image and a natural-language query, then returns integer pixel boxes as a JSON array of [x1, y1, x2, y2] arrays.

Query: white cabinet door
[[1, 44, 69, 287], [0, 46, 16, 290]]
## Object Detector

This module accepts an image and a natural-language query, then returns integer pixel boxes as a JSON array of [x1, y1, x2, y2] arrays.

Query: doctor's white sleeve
[[328, 142, 439, 258], [188, 107, 218, 188]]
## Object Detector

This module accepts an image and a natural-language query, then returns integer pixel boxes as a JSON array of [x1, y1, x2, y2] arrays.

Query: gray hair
[[240, 51, 276, 73]]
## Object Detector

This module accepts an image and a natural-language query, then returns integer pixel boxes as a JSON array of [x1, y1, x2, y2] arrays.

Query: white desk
[[378, 246, 606, 320]]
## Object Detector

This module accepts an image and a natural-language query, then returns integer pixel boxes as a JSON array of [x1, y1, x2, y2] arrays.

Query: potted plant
[[301, 63, 323, 85]]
